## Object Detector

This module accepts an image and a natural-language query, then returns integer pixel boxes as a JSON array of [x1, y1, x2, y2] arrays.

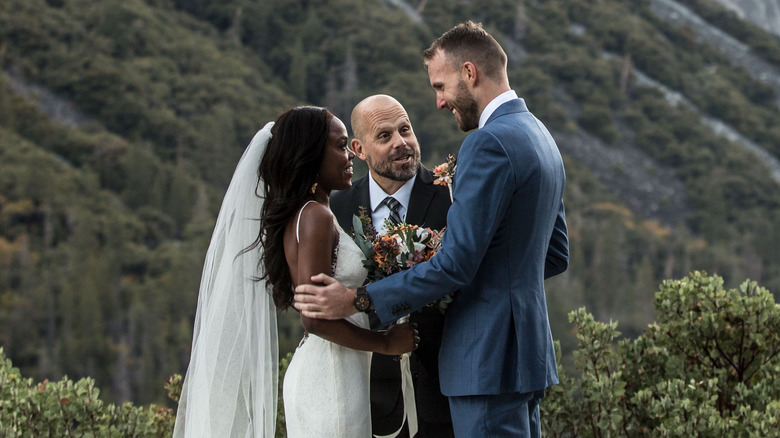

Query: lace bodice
[[332, 226, 368, 289], [333, 225, 369, 328], [295, 201, 368, 327]]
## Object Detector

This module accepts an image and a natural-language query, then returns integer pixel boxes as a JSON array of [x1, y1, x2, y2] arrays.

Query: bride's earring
[[311, 182, 318, 194]]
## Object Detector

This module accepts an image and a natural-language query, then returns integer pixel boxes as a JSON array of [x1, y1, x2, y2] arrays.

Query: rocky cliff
[[714, 0, 780, 37]]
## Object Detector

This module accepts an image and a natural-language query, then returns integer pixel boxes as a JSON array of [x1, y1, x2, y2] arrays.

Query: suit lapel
[[331, 176, 372, 232], [351, 176, 371, 219], [406, 167, 435, 226]]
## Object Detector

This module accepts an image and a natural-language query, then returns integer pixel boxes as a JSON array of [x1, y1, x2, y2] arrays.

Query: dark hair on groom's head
[[255, 105, 332, 309], [423, 20, 507, 83]]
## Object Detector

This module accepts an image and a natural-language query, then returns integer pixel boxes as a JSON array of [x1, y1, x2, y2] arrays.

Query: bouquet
[[351, 209, 454, 314]]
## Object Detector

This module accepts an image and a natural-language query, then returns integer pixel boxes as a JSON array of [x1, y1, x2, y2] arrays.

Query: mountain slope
[[1, 0, 779, 405]]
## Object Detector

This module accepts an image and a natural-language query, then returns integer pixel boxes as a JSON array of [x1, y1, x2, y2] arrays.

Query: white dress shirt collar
[[368, 171, 417, 226], [478, 89, 518, 129]]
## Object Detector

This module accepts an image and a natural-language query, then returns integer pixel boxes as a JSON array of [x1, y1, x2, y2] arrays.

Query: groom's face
[[353, 101, 421, 184], [428, 50, 480, 132]]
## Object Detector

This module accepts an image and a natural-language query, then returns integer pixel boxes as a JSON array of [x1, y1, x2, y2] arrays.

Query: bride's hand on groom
[[382, 321, 419, 356]]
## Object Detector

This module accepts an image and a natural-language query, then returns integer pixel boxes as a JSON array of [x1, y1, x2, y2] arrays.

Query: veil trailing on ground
[[173, 122, 278, 437]]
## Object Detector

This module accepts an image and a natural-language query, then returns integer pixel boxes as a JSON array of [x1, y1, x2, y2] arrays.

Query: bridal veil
[[173, 122, 278, 437]]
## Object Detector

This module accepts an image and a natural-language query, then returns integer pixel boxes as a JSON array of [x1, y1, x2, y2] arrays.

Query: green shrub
[[0, 347, 294, 437], [578, 103, 620, 144], [6, 272, 779, 436], [0, 348, 175, 436], [542, 271, 780, 436]]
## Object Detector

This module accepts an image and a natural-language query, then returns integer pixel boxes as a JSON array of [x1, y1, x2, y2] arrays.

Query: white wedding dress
[[283, 202, 371, 437], [173, 124, 374, 437]]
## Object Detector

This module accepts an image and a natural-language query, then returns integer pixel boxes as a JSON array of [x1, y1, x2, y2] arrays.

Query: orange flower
[[432, 154, 456, 199]]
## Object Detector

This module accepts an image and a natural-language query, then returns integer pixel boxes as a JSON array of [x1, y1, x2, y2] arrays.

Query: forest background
[[1, 0, 779, 408]]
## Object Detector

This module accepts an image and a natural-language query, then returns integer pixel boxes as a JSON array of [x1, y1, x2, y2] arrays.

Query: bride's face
[[317, 116, 355, 192]]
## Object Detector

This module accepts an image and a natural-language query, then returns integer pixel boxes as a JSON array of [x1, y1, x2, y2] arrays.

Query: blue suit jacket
[[367, 98, 568, 397]]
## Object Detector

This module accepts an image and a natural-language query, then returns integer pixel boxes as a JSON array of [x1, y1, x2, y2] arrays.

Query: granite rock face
[[714, 0, 780, 37]]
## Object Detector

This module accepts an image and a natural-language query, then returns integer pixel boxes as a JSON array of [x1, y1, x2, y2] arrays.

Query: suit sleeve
[[544, 200, 568, 279], [367, 131, 514, 325]]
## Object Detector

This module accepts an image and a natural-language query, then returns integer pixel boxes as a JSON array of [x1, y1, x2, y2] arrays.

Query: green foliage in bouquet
[[351, 210, 444, 282], [350, 210, 453, 314], [542, 271, 780, 437]]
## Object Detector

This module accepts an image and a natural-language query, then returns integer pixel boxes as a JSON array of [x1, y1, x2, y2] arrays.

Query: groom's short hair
[[423, 21, 507, 83]]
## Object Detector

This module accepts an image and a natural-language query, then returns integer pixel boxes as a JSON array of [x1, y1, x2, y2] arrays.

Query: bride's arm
[[293, 203, 415, 355]]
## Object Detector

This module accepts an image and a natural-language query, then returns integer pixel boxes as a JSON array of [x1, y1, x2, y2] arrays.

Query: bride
[[173, 106, 418, 437]]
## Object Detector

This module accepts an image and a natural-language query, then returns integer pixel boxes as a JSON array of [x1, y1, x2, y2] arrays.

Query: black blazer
[[331, 166, 451, 233], [330, 166, 453, 436]]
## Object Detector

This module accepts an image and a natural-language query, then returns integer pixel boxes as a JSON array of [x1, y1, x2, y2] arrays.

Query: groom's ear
[[461, 61, 477, 86], [351, 138, 367, 161]]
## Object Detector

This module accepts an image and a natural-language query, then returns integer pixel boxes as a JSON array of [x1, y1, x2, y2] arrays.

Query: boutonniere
[[433, 154, 457, 202]]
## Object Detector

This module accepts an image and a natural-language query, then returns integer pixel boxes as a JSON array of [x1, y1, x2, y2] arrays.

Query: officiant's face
[[353, 100, 421, 183], [317, 116, 354, 192]]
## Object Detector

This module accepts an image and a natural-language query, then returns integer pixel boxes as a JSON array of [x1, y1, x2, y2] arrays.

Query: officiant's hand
[[294, 273, 356, 319]]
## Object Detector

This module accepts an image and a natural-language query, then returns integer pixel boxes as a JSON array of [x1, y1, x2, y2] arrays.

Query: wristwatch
[[353, 285, 372, 313]]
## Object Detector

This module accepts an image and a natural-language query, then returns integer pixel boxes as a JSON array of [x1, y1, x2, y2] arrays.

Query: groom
[[295, 21, 568, 437], [331, 94, 454, 437]]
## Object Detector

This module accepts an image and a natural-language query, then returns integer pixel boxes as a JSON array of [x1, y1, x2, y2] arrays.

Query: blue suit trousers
[[448, 390, 545, 438]]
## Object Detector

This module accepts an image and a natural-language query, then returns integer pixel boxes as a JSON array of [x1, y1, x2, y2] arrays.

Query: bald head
[[351, 94, 407, 141], [349, 94, 421, 194]]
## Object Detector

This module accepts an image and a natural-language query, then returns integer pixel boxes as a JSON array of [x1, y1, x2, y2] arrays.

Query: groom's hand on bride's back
[[294, 273, 356, 319]]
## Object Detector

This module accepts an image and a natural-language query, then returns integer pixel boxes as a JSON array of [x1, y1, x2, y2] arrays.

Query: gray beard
[[368, 158, 420, 182]]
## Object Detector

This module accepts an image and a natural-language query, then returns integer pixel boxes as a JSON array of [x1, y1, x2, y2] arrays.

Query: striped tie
[[383, 196, 402, 225]]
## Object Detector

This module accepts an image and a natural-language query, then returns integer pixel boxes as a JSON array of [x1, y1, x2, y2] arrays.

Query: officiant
[[330, 94, 454, 438]]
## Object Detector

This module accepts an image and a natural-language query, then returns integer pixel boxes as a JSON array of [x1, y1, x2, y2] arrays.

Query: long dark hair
[[255, 106, 332, 310]]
